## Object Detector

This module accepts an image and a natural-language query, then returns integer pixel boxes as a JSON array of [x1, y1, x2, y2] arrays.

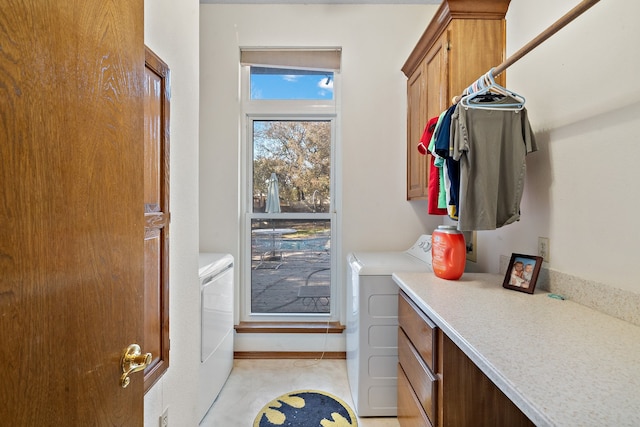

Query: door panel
[[0, 0, 144, 425]]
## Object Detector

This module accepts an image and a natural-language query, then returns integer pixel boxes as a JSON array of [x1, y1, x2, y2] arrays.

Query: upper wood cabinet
[[403, 0, 511, 200]]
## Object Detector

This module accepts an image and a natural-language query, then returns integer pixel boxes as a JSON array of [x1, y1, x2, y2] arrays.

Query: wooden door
[[0, 1, 145, 425], [143, 47, 171, 392]]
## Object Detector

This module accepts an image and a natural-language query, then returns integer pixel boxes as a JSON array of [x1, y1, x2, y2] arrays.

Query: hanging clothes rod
[[494, 0, 601, 77], [454, 0, 601, 102]]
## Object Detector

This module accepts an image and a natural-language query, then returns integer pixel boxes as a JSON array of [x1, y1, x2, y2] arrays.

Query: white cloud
[[283, 75, 298, 82], [317, 78, 333, 91]]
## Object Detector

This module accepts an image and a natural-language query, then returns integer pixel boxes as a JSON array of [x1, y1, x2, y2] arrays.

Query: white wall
[[199, 5, 440, 257], [199, 4, 442, 351], [144, 0, 201, 426], [476, 0, 640, 294]]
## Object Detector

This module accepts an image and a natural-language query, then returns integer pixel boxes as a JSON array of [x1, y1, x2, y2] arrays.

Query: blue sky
[[251, 71, 334, 100]]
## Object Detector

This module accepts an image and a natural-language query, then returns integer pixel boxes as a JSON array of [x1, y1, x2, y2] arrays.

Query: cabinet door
[[406, 62, 427, 200], [441, 334, 535, 427], [447, 19, 507, 98], [406, 31, 449, 201], [424, 31, 449, 121]]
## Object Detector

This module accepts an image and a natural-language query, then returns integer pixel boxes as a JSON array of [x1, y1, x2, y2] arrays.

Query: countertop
[[392, 272, 640, 427]]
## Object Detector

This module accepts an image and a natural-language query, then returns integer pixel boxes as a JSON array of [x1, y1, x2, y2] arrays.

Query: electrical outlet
[[159, 408, 169, 427], [538, 237, 550, 262], [463, 230, 477, 263]]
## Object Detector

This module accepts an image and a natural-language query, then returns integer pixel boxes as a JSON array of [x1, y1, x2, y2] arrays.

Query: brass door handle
[[120, 344, 152, 388]]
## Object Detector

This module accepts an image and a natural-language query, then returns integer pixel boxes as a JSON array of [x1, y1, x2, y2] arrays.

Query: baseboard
[[234, 351, 346, 359]]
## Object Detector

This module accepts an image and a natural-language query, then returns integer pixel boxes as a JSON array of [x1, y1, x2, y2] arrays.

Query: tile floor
[[200, 359, 400, 427]]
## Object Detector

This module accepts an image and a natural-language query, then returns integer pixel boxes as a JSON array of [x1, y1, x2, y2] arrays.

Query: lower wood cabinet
[[398, 290, 534, 427]]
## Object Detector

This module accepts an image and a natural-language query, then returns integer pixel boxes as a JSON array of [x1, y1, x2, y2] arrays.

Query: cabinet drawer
[[398, 328, 437, 425], [398, 364, 433, 427], [399, 290, 437, 371]]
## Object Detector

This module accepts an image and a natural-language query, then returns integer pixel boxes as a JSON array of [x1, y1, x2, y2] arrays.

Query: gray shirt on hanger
[[451, 102, 537, 231]]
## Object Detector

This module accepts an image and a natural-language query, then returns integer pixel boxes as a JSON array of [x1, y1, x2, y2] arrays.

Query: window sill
[[235, 321, 345, 334]]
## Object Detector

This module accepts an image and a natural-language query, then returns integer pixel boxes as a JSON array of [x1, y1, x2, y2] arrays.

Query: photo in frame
[[502, 253, 543, 294]]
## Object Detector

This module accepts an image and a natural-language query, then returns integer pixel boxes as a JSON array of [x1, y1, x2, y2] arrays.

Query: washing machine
[[346, 235, 433, 417], [198, 253, 234, 423]]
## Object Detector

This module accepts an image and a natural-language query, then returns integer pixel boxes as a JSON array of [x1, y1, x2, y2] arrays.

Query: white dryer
[[198, 253, 234, 423], [346, 235, 432, 417]]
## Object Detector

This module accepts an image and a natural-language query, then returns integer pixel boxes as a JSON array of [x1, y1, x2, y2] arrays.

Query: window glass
[[250, 67, 334, 100], [250, 120, 331, 315], [251, 218, 330, 313], [252, 120, 331, 214]]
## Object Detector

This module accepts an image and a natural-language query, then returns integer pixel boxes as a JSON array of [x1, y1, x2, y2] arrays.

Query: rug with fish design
[[253, 390, 358, 427]]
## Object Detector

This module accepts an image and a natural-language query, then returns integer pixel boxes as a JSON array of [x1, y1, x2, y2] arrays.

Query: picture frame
[[502, 253, 543, 294]]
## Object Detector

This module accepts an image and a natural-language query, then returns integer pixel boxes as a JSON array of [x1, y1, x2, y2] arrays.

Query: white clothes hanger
[[460, 69, 525, 111]]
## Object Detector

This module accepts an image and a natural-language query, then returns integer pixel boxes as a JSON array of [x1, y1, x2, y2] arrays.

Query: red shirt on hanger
[[418, 116, 447, 216]]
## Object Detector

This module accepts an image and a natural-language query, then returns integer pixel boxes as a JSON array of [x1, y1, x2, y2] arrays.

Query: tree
[[253, 121, 331, 212]]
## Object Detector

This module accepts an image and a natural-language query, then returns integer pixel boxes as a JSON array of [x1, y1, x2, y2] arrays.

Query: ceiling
[[200, 0, 442, 4]]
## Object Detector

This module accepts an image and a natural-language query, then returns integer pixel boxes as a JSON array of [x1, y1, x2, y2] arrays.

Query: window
[[241, 49, 340, 321]]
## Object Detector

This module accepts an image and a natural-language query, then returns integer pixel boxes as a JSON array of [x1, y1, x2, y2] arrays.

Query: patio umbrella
[[265, 172, 281, 214], [264, 172, 281, 261]]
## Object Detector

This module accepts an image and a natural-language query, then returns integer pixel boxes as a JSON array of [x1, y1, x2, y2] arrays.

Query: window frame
[[240, 64, 341, 323]]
